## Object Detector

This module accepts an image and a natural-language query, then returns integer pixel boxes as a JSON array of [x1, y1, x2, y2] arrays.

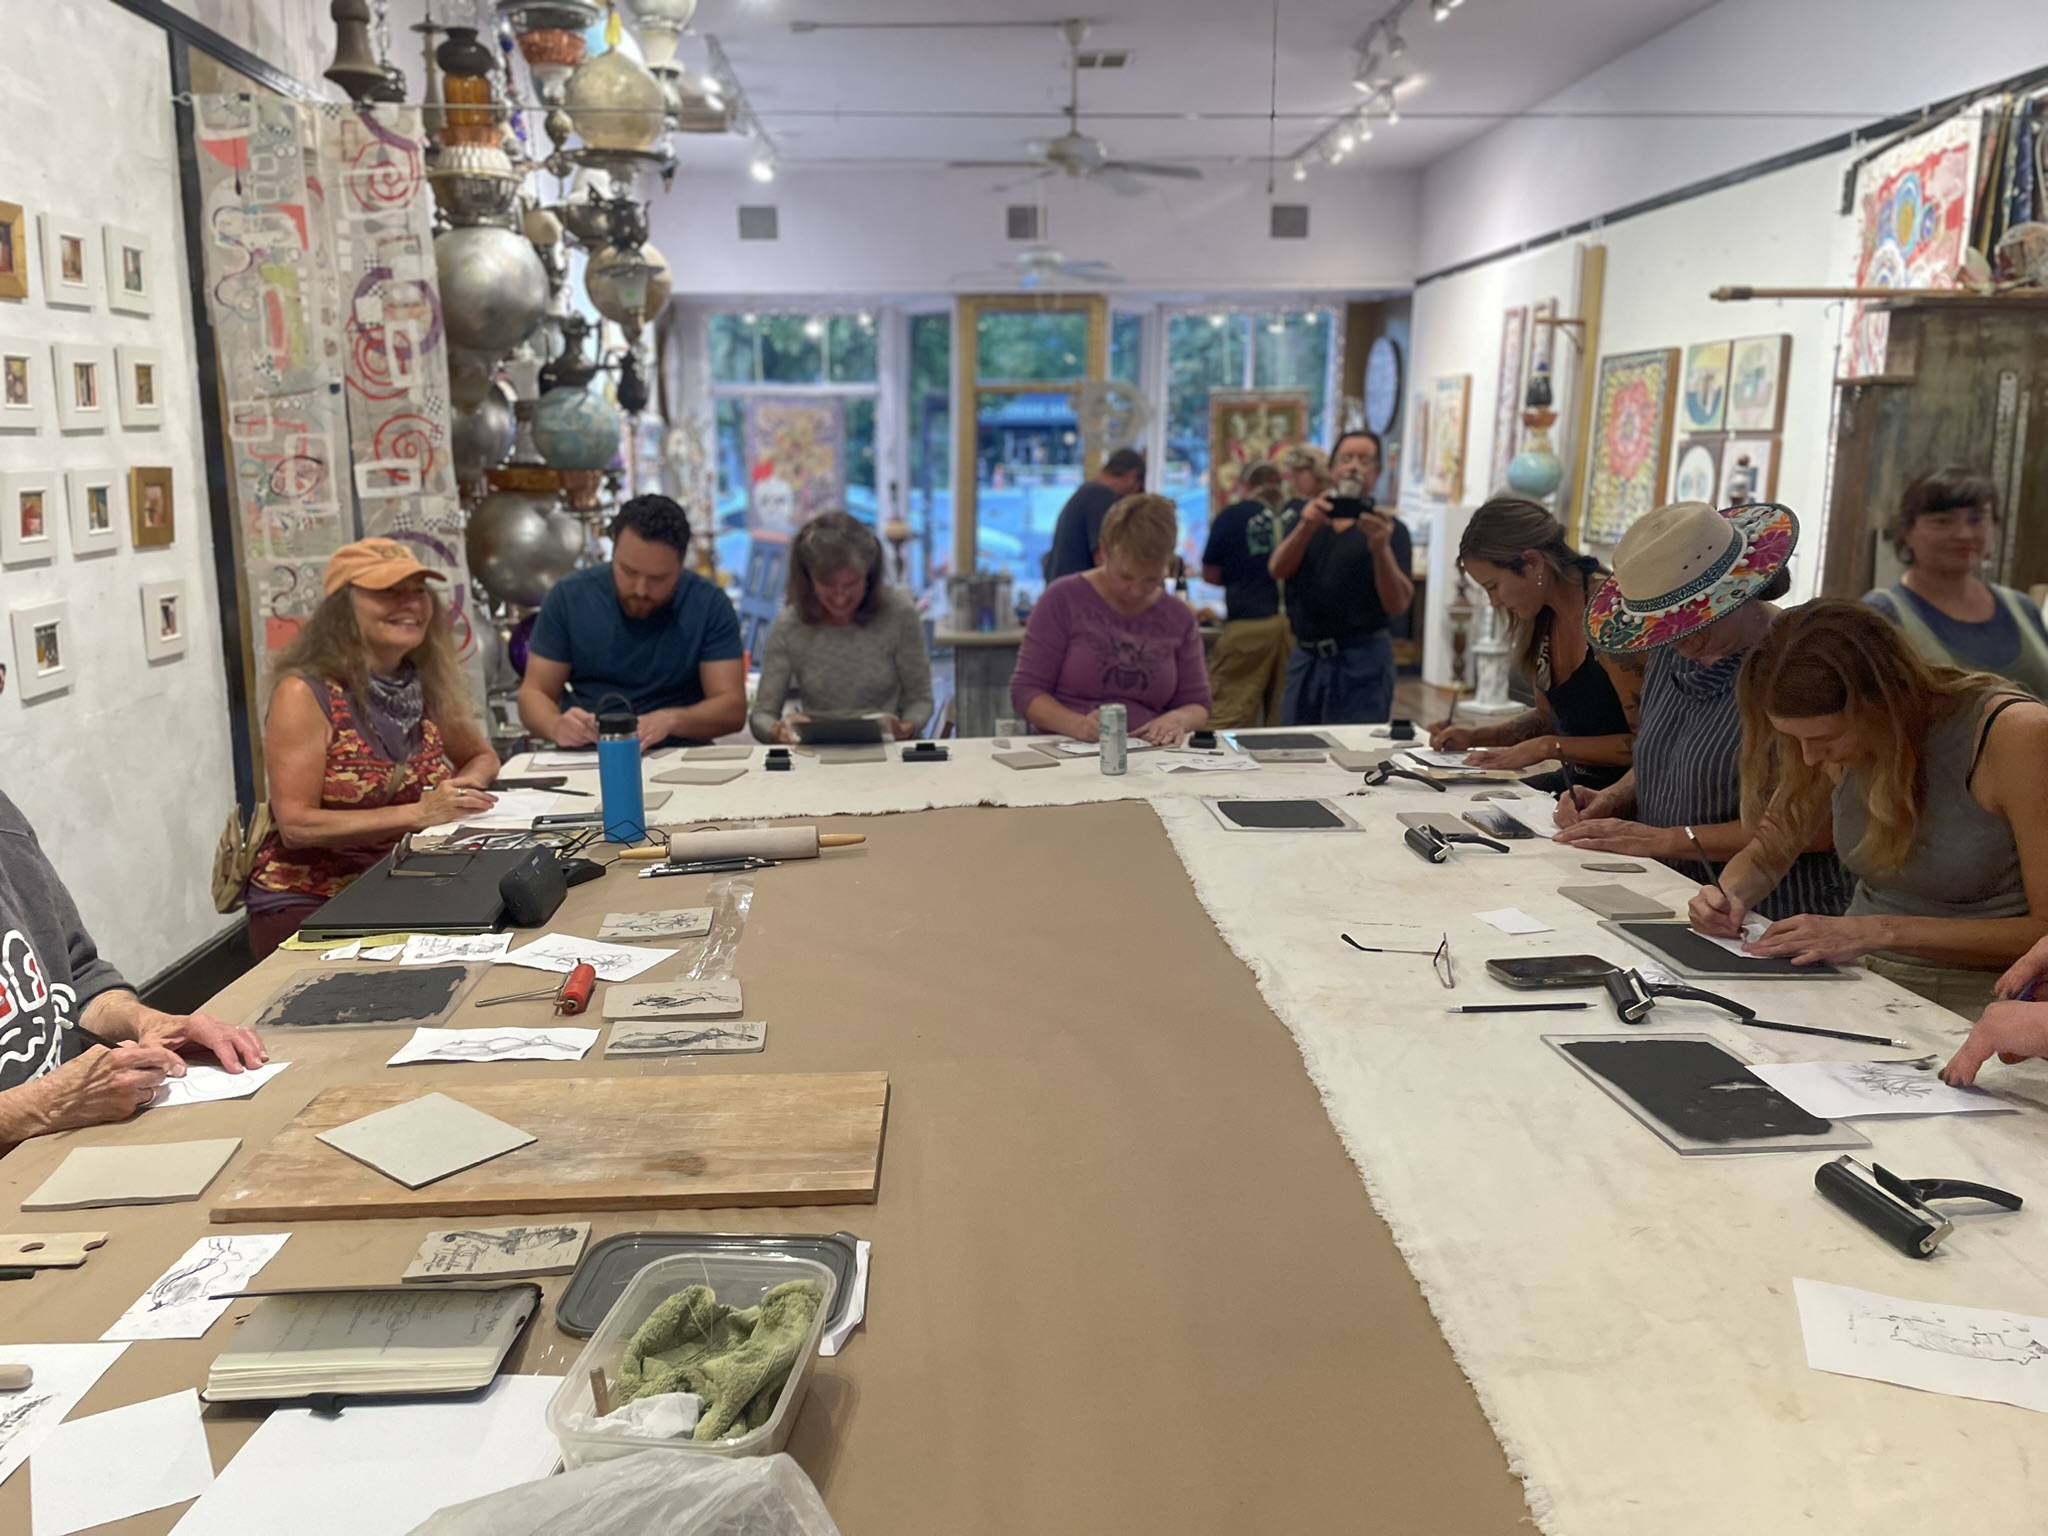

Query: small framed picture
[[1670, 433, 1725, 505], [1720, 436, 1780, 507], [0, 202, 28, 302], [128, 464, 174, 547], [65, 467, 121, 555], [0, 333, 46, 432], [1726, 335, 1792, 434], [51, 342, 110, 432], [9, 599, 71, 701], [141, 579, 188, 661], [102, 225, 152, 317], [0, 470, 58, 566], [115, 345, 163, 429], [38, 214, 96, 309]]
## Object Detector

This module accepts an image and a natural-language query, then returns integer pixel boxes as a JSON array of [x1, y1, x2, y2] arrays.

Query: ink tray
[[555, 1230, 860, 1338]]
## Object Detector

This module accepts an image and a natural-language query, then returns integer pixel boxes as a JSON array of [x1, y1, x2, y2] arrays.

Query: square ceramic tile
[[316, 1093, 535, 1189], [22, 1139, 241, 1210]]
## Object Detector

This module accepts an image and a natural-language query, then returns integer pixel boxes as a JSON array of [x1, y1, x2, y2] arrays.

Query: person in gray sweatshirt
[[0, 792, 267, 1148]]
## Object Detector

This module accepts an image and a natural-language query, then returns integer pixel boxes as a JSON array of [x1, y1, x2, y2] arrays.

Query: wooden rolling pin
[[618, 827, 866, 862]]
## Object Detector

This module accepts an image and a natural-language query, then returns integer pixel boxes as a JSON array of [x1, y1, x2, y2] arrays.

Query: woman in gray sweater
[[750, 512, 935, 743]]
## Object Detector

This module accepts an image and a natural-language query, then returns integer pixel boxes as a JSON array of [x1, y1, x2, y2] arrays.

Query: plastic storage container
[[547, 1251, 837, 1468]]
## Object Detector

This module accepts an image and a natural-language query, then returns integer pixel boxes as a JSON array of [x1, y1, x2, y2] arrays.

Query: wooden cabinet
[[1823, 297, 2048, 597]]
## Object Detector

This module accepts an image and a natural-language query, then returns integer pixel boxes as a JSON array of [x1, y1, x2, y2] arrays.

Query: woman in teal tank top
[[1862, 469, 2048, 698], [1688, 601, 2048, 1016]]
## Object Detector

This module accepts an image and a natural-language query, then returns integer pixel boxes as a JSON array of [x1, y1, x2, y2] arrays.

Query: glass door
[[952, 294, 1109, 603]]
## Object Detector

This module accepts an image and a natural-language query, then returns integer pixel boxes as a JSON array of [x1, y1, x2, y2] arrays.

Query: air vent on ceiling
[[1006, 205, 1042, 242], [1270, 204, 1310, 240], [1076, 50, 1130, 69], [738, 205, 779, 242]]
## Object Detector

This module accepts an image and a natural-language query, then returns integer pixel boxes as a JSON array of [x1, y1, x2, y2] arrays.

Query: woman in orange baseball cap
[[242, 539, 500, 957]]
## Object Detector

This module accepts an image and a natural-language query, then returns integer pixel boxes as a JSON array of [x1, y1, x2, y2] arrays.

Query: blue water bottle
[[595, 703, 646, 844]]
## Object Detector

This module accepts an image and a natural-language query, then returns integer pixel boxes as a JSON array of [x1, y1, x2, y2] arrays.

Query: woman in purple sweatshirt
[[1011, 494, 1212, 747]]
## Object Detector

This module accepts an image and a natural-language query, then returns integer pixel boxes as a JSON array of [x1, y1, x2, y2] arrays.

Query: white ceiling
[[678, 0, 1721, 175]]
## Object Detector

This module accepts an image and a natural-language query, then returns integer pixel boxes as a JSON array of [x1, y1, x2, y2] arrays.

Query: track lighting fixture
[[749, 151, 776, 182], [1291, 160, 1308, 182]]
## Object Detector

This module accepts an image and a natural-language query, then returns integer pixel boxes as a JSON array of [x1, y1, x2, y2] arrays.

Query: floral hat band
[[1585, 500, 1799, 654]]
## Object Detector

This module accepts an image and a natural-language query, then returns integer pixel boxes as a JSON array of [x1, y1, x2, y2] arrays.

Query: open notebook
[[202, 1283, 539, 1403]]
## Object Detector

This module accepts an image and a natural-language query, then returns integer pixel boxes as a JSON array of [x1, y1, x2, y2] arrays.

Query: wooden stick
[[1710, 284, 2034, 302], [818, 833, 867, 848], [588, 1366, 612, 1417]]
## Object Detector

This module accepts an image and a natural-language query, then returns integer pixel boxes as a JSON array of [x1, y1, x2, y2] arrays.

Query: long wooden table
[[0, 801, 1531, 1534]]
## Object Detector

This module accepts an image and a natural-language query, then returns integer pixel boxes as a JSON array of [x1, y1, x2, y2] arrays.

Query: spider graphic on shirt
[[1095, 632, 1156, 695]]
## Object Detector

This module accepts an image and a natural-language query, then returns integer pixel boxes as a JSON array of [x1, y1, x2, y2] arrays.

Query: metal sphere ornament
[[564, 48, 666, 153], [466, 489, 582, 607], [451, 382, 517, 481], [585, 241, 671, 327], [433, 225, 550, 355], [532, 385, 624, 472], [627, 0, 698, 70]]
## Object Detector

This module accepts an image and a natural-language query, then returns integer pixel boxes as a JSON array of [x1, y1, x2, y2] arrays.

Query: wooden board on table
[[209, 1073, 889, 1223]]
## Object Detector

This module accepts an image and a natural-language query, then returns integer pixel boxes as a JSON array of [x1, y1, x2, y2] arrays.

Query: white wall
[[650, 164, 1420, 297], [0, 3, 239, 979], [1419, 0, 2048, 276], [1407, 151, 1860, 686], [161, 0, 334, 92]]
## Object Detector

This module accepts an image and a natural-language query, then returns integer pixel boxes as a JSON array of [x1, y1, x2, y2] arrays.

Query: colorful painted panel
[[1679, 341, 1730, 433], [1725, 335, 1791, 434], [1426, 374, 1470, 504], [744, 397, 846, 538], [1208, 391, 1309, 514], [1847, 117, 1979, 379], [1488, 308, 1528, 496], [1582, 349, 1678, 546]]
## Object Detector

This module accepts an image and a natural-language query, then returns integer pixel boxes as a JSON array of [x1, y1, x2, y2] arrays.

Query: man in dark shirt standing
[[1268, 430, 1413, 725], [1043, 448, 1146, 581], [1200, 460, 1293, 727]]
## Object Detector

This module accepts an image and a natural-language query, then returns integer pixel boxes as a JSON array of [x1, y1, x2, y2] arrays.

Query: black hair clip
[[1363, 760, 1446, 793]]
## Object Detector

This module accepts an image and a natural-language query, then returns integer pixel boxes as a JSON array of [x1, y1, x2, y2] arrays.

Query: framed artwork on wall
[[38, 214, 96, 309], [102, 225, 154, 317], [66, 467, 121, 555], [1671, 434, 1724, 505], [141, 580, 188, 662], [1582, 348, 1679, 546], [1726, 335, 1791, 433], [0, 334, 46, 432], [1207, 391, 1310, 514], [1427, 374, 1470, 503], [115, 345, 163, 429], [128, 465, 174, 547], [9, 599, 71, 701], [51, 342, 110, 432], [1679, 341, 1731, 433], [1489, 307, 1529, 496], [0, 201, 28, 301], [1720, 437, 1779, 507], [0, 470, 57, 566]]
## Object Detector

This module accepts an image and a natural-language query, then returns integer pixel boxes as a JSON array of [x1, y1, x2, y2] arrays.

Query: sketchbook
[[200, 1282, 539, 1403]]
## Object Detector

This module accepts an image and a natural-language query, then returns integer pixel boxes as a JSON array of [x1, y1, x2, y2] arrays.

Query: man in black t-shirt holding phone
[[1267, 430, 1413, 725]]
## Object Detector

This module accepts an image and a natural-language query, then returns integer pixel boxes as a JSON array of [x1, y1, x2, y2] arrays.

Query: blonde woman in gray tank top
[[1688, 601, 2048, 1016]]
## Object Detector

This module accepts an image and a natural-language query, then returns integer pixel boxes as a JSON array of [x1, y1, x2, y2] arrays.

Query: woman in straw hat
[[242, 539, 500, 957], [1429, 497, 1637, 788], [1560, 500, 1850, 919], [1689, 598, 2048, 1014]]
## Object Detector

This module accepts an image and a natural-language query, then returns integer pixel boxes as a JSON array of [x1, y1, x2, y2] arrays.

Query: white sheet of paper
[[361, 944, 404, 962], [1160, 756, 1260, 773], [101, 1233, 291, 1341], [400, 933, 512, 967], [1699, 912, 1772, 958], [1748, 1060, 2012, 1120], [1476, 907, 1554, 935], [30, 1388, 214, 1536], [499, 933, 676, 983], [1054, 738, 1157, 756], [167, 1374, 562, 1536], [1796, 1278, 2048, 1413], [430, 788, 561, 831], [1402, 748, 1479, 769], [818, 1238, 872, 1357], [387, 1026, 599, 1066], [0, 1343, 127, 1486], [1497, 800, 1557, 838], [524, 749, 600, 771], [151, 1061, 292, 1109], [320, 940, 362, 961]]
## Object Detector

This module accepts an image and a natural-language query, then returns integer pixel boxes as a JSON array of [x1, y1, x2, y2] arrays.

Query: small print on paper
[[100, 1233, 291, 1341], [499, 933, 677, 982], [1797, 1278, 2048, 1414], [400, 933, 513, 967], [387, 1027, 599, 1066]]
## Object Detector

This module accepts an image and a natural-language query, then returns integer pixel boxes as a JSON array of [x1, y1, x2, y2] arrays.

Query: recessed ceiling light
[[749, 153, 776, 182], [1291, 161, 1308, 182], [1337, 131, 1356, 153]]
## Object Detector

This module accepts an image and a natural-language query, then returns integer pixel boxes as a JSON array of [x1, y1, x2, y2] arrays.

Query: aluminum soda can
[[1099, 703, 1128, 775]]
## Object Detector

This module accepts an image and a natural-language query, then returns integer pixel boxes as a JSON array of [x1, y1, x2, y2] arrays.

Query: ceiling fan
[[949, 242, 1123, 292], [949, 19, 1203, 197]]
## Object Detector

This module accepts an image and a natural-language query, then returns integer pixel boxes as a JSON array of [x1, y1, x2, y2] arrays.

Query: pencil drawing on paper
[[0, 1392, 54, 1449], [144, 1235, 244, 1312], [607, 1021, 766, 1055], [1843, 1063, 1940, 1101], [419, 1033, 581, 1060], [405, 1222, 590, 1279], [1850, 1306, 2048, 1366]]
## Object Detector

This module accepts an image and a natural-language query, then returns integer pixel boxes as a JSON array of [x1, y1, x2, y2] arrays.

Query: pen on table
[[1742, 1017, 1911, 1049], [1685, 824, 1727, 899], [1446, 1002, 1591, 1015]]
